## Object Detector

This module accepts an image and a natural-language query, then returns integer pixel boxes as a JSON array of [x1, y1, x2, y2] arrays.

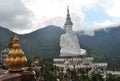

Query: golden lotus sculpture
[[5, 35, 27, 72]]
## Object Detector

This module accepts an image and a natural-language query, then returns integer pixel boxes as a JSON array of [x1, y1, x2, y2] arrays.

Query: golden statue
[[5, 35, 27, 72]]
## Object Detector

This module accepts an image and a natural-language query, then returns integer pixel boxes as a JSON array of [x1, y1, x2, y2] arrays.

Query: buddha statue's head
[[64, 6, 73, 33], [64, 25, 73, 33]]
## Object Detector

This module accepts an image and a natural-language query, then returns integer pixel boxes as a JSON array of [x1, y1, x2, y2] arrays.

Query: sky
[[0, 0, 120, 34]]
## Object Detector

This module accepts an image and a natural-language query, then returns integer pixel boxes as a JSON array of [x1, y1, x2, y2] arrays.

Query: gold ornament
[[5, 35, 27, 72]]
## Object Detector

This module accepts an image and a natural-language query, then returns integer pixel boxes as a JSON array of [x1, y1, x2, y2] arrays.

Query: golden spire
[[5, 35, 27, 72]]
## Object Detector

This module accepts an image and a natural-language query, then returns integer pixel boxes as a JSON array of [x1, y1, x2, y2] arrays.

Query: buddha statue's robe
[[60, 30, 87, 57]]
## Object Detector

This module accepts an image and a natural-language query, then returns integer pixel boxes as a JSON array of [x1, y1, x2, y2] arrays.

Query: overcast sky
[[0, 0, 120, 34]]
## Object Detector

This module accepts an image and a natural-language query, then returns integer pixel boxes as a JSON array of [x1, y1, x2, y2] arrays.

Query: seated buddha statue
[[59, 7, 87, 57]]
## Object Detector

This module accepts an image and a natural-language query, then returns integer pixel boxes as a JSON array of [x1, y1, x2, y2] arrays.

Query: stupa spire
[[65, 6, 73, 25]]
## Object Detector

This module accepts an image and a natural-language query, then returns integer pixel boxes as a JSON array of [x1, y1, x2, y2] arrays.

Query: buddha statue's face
[[65, 25, 72, 33]]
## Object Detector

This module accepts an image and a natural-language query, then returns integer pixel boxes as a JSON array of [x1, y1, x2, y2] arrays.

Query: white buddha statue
[[59, 7, 87, 57]]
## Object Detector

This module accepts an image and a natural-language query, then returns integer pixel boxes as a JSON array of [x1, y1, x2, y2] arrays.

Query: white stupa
[[59, 6, 87, 57]]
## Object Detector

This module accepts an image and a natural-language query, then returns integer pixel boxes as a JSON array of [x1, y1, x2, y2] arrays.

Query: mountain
[[0, 25, 65, 59], [0, 26, 15, 50], [19, 25, 65, 58], [76, 26, 120, 68], [0, 25, 120, 68]]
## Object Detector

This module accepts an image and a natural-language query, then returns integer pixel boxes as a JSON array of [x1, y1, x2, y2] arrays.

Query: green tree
[[91, 73, 104, 81], [79, 74, 90, 81], [116, 76, 120, 81], [106, 74, 116, 81]]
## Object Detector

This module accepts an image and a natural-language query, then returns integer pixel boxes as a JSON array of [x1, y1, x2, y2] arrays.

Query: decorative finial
[[5, 35, 27, 72], [67, 5, 69, 15], [64, 6, 73, 25]]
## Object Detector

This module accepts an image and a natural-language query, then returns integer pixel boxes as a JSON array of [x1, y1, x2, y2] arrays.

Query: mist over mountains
[[76, 26, 120, 68], [0, 25, 120, 68]]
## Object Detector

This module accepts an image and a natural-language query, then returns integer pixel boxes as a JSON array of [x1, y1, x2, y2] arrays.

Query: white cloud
[[94, 20, 120, 29], [0, 0, 36, 34], [80, 0, 120, 35], [101, 0, 120, 18], [94, 20, 113, 29], [22, 0, 101, 30], [0, 0, 120, 34]]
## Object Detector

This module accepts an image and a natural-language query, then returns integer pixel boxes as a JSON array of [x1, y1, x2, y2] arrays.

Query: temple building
[[0, 37, 13, 65], [53, 7, 107, 75]]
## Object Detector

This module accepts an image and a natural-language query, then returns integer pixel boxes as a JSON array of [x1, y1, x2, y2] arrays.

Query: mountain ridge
[[0, 25, 120, 68]]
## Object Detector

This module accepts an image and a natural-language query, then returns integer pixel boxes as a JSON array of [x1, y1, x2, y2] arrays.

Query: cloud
[[0, 0, 35, 34], [22, 0, 101, 30], [81, 0, 120, 31], [89, 0, 120, 30], [101, 0, 120, 18], [23, 0, 120, 30], [0, 0, 120, 34], [94, 20, 120, 29], [94, 20, 112, 28]]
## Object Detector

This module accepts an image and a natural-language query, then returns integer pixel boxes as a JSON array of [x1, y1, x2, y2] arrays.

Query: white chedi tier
[[59, 7, 87, 57]]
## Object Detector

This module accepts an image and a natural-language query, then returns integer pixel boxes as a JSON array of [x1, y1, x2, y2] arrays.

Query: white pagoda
[[53, 7, 107, 75]]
